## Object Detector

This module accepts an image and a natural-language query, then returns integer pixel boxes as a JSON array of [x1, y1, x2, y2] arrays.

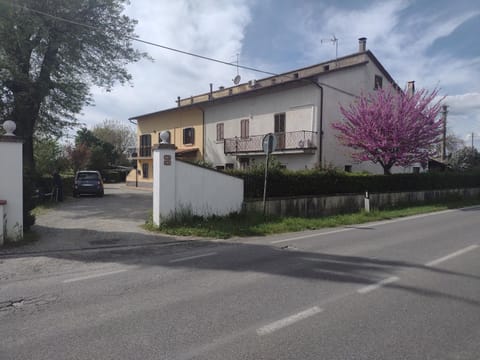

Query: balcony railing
[[130, 146, 152, 158], [224, 130, 318, 155]]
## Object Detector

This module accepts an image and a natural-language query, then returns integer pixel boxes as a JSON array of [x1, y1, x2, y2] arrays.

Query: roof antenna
[[321, 35, 338, 65], [232, 53, 241, 85]]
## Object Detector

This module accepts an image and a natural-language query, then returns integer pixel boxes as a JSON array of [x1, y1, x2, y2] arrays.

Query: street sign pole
[[263, 151, 270, 216], [262, 133, 277, 217]]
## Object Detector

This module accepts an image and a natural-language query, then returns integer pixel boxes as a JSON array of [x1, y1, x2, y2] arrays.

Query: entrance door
[[274, 113, 286, 149]]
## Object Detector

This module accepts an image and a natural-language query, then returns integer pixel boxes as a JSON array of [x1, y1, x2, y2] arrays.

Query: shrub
[[227, 169, 480, 199]]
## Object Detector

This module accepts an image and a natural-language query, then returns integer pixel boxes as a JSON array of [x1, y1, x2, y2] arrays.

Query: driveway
[[5, 184, 179, 254]]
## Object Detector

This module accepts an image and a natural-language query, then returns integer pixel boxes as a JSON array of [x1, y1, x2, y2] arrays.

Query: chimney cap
[[358, 37, 367, 52]]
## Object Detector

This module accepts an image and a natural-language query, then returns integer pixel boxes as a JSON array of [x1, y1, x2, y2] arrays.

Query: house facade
[[126, 107, 203, 187], [200, 38, 402, 173], [128, 38, 417, 186]]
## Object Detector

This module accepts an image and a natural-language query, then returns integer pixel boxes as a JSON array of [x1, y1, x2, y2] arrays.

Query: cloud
[[295, 0, 480, 137], [445, 93, 480, 115], [78, 0, 252, 128]]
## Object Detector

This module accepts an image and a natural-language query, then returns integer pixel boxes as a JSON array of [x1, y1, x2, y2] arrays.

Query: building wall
[[203, 61, 397, 173], [132, 107, 204, 182], [204, 85, 320, 169]]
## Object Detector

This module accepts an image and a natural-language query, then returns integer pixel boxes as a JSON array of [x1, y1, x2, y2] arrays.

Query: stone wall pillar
[[0, 121, 24, 243], [153, 144, 176, 226]]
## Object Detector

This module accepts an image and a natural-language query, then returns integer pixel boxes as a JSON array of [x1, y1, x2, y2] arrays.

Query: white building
[[133, 38, 420, 175], [199, 37, 406, 173]]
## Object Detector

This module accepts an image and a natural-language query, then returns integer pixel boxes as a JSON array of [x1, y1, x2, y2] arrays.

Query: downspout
[[195, 105, 206, 161], [307, 79, 324, 168]]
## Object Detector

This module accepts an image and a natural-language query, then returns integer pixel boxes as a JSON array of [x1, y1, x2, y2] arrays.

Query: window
[[142, 163, 149, 178], [225, 163, 234, 170], [274, 113, 286, 149], [344, 165, 352, 173], [239, 158, 249, 170], [216, 165, 225, 171], [216, 123, 224, 141], [374, 75, 383, 90], [139, 134, 151, 157], [240, 119, 249, 139], [323, 65, 330, 71], [183, 127, 195, 144], [413, 167, 420, 174]]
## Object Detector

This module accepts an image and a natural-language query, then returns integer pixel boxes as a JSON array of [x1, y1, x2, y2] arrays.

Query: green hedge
[[226, 169, 480, 199]]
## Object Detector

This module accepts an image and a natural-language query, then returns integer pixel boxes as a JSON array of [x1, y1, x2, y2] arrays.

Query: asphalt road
[[1, 207, 479, 359]]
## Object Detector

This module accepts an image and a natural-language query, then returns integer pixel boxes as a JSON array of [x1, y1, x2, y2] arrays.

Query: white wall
[[153, 145, 243, 225], [203, 57, 413, 175], [176, 161, 243, 216], [0, 138, 23, 243], [204, 85, 321, 169]]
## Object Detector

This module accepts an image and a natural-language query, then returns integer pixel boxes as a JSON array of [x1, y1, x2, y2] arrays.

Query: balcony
[[130, 146, 152, 159], [224, 130, 318, 155]]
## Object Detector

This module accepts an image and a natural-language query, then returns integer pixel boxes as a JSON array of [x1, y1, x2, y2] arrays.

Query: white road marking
[[425, 244, 479, 267], [256, 306, 323, 336], [169, 252, 217, 264], [271, 228, 352, 244], [270, 209, 458, 245], [63, 269, 128, 283], [357, 276, 400, 294]]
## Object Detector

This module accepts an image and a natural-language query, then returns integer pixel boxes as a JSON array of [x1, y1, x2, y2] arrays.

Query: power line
[[5, 1, 359, 98], [5, 2, 278, 77]]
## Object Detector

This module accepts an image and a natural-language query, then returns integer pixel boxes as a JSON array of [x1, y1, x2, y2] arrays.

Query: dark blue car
[[73, 171, 104, 197]]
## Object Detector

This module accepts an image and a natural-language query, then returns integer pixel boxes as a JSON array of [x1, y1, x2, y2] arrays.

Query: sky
[[78, 0, 480, 147]]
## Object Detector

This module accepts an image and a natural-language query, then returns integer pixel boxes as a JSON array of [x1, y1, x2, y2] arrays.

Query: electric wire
[[4, 1, 359, 98]]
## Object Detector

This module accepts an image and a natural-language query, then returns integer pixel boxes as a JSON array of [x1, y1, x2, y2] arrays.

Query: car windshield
[[78, 173, 99, 180]]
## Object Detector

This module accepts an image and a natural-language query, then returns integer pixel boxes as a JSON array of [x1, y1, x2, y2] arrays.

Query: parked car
[[73, 170, 104, 197]]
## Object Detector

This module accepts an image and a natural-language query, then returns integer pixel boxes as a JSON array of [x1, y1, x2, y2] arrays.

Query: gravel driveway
[[6, 184, 177, 254]]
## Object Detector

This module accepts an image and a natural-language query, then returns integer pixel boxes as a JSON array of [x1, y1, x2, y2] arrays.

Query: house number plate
[[164, 155, 171, 166]]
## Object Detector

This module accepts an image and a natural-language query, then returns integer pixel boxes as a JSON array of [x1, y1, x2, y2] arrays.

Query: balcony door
[[274, 113, 285, 149]]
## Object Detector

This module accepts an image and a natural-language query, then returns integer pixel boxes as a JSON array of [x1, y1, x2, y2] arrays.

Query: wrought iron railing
[[130, 146, 152, 158], [224, 130, 317, 154]]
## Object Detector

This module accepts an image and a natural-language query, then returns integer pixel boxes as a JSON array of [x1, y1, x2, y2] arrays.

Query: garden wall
[[244, 188, 480, 217]]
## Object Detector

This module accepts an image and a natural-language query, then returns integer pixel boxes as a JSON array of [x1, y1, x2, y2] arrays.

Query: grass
[[144, 198, 480, 239]]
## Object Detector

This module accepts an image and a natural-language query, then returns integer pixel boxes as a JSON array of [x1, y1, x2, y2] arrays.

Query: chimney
[[358, 37, 367, 52], [407, 81, 415, 96]]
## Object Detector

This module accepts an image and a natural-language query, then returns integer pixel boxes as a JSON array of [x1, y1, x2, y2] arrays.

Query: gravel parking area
[[2, 184, 177, 254]]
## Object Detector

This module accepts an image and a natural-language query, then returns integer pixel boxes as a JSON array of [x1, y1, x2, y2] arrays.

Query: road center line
[[357, 276, 399, 294], [256, 306, 323, 336], [63, 269, 128, 283], [425, 244, 479, 267], [169, 252, 217, 264]]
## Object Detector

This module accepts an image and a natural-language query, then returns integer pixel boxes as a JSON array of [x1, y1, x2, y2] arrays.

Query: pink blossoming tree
[[332, 88, 444, 174]]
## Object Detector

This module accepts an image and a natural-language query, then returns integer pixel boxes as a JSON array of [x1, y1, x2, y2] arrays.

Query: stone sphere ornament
[[159, 130, 171, 144], [2, 120, 16, 136]]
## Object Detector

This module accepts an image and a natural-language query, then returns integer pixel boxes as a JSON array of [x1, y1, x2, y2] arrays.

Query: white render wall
[[204, 85, 321, 170], [153, 145, 243, 225], [203, 59, 414, 174], [0, 137, 23, 243], [175, 161, 243, 216]]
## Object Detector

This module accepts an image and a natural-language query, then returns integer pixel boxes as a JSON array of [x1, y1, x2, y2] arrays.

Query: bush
[[226, 168, 480, 199]]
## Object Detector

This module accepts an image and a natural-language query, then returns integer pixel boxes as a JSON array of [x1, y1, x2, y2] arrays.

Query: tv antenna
[[321, 35, 338, 63], [232, 53, 241, 85]]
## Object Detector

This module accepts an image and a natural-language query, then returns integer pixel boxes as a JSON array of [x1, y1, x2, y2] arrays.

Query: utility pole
[[441, 105, 448, 161], [472, 132, 475, 150]]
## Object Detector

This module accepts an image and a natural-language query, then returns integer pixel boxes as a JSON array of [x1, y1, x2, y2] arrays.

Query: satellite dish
[[233, 75, 241, 85]]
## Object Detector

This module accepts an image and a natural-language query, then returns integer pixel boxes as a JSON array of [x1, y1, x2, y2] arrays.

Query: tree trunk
[[383, 165, 393, 175]]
